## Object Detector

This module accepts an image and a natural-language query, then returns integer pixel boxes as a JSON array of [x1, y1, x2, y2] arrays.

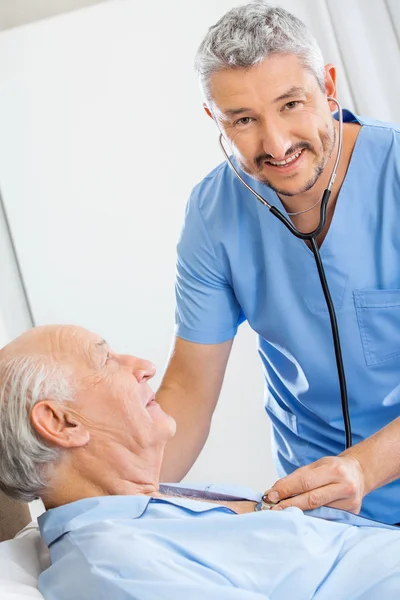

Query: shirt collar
[[39, 495, 151, 546], [39, 483, 261, 547]]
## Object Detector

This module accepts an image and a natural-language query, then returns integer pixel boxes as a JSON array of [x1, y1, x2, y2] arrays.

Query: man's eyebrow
[[273, 86, 307, 103], [94, 339, 108, 348], [223, 107, 254, 118]]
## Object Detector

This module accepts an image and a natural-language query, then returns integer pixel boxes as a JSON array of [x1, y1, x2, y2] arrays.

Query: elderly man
[[156, 1, 400, 524], [0, 325, 399, 599]]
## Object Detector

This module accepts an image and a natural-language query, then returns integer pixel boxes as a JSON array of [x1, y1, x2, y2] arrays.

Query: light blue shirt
[[38, 484, 400, 599], [175, 110, 400, 524]]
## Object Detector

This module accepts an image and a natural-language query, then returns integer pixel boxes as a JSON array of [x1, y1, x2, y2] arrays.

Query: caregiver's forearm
[[156, 380, 212, 482], [342, 416, 400, 495], [157, 336, 233, 482]]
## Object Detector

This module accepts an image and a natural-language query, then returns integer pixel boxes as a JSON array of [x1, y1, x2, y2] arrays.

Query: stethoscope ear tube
[[268, 188, 330, 240], [219, 99, 352, 450]]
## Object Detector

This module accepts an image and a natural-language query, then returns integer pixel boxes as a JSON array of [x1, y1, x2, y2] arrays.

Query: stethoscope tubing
[[219, 99, 352, 449]]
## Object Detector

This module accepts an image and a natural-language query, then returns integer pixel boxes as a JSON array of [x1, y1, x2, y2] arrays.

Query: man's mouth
[[264, 148, 305, 169], [146, 394, 156, 407]]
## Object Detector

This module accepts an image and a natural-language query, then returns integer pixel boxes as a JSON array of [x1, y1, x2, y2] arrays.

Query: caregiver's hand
[[265, 455, 366, 514]]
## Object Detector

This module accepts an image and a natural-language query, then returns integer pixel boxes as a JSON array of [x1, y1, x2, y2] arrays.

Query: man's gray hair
[[0, 354, 74, 502], [195, 1, 326, 102]]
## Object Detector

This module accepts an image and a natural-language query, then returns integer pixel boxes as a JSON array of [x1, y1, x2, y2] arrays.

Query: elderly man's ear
[[31, 402, 90, 448]]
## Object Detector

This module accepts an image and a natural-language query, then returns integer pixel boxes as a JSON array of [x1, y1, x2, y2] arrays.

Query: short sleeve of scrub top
[[175, 181, 245, 344]]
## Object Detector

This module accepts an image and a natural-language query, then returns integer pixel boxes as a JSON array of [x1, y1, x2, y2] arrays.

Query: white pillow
[[0, 523, 50, 599]]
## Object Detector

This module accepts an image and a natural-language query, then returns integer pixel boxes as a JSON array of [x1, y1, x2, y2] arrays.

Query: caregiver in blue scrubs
[[157, 3, 400, 525]]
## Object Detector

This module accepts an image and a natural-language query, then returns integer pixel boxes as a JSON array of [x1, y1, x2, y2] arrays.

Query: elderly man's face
[[4, 325, 175, 454], [67, 327, 176, 452], [207, 54, 337, 198]]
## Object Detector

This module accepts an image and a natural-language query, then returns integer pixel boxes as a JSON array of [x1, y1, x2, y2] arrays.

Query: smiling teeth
[[268, 150, 302, 166]]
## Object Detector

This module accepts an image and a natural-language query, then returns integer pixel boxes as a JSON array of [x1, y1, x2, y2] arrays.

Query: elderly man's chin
[[150, 402, 176, 438]]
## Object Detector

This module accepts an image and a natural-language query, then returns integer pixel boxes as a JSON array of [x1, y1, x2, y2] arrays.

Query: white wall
[[0, 194, 32, 347], [0, 314, 8, 348], [0, 0, 397, 492], [0, 1, 106, 352], [0, 0, 108, 32]]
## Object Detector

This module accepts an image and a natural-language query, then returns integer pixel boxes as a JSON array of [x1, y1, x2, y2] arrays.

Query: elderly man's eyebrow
[[94, 339, 108, 348], [224, 107, 254, 117]]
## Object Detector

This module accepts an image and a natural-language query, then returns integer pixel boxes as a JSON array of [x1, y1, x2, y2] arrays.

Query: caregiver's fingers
[[270, 482, 362, 514], [264, 455, 365, 508], [265, 457, 346, 504]]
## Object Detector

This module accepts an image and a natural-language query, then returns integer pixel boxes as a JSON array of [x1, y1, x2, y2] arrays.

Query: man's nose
[[131, 357, 156, 383], [261, 120, 292, 160]]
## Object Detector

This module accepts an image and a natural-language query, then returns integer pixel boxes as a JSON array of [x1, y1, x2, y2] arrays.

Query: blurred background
[[0, 1, 399, 510]]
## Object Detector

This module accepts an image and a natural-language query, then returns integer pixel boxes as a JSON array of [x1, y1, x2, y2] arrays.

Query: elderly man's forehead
[[0, 325, 102, 361], [56, 326, 102, 349]]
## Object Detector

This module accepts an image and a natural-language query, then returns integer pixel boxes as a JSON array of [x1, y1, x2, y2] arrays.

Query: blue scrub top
[[175, 110, 400, 524]]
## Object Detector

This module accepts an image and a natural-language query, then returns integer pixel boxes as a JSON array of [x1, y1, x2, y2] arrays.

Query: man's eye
[[106, 351, 112, 362], [235, 117, 253, 126], [284, 101, 300, 110]]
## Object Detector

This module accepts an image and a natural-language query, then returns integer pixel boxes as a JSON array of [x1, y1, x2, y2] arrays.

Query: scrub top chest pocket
[[354, 289, 400, 366]]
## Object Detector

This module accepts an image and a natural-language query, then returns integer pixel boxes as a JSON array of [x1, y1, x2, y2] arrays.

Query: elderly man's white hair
[[0, 354, 73, 502], [195, 1, 326, 102]]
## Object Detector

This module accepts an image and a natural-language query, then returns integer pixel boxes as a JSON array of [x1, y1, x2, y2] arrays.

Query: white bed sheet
[[0, 523, 49, 600]]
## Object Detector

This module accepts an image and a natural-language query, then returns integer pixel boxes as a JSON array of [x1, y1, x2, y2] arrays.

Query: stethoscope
[[218, 98, 352, 450]]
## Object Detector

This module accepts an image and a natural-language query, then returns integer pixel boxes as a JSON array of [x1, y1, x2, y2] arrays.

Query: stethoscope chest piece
[[254, 494, 279, 511]]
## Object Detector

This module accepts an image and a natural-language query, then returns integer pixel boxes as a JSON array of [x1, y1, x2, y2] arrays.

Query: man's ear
[[203, 103, 214, 120], [324, 64, 337, 111], [30, 401, 90, 449]]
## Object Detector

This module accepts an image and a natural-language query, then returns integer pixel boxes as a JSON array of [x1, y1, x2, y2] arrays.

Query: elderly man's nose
[[132, 358, 156, 382]]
